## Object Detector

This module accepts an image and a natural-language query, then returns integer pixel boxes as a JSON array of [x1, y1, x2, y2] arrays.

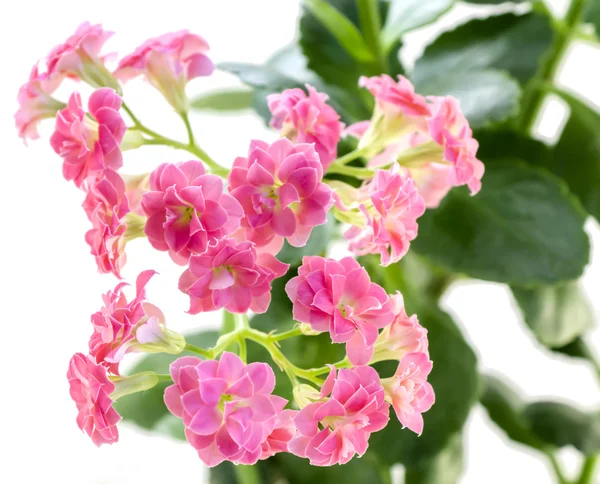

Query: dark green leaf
[[474, 128, 552, 163], [413, 12, 553, 86], [511, 282, 593, 348], [584, 0, 600, 34], [190, 89, 253, 111], [218, 62, 301, 91], [413, 158, 590, 285], [304, 0, 375, 62], [524, 401, 600, 455], [370, 305, 478, 465], [404, 433, 464, 484], [480, 375, 546, 451], [277, 215, 336, 265]]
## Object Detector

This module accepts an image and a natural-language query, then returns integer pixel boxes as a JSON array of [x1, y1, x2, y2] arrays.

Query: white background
[[1, 1, 599, 483]]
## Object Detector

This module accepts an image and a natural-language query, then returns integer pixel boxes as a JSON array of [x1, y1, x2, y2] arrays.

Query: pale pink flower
[[285, 256, 393, 365], [345, 166, 425, 266], [50, 88, 126, 187], [360, 75, 430, 118], [83, 170, 130, 277], [260, 409, 298, 460], [115, 30, 214, 112], [427, 96, 484, 194], [164, 352, 288, 467], [382, 352, 435, 435], [408, 162, 454, 209], [289, 366, 389, 466], [179, 237, 288, 314], [228, 138, 333, 250], [142, 161, 243, 264], [15, 66, 64, 142], [267, 85, 343, 169], [89, 270, 165, 374], [372, 292, 429, 363], [67, 352, 120, 446]]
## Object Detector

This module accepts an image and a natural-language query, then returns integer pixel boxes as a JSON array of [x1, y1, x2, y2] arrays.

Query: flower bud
[[131, 316, 186, 355]]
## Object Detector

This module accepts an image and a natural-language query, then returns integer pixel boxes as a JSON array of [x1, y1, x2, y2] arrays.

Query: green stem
[[547, 452, 570, 484], [577, 455, 598, 484], [184, 343, 212, 358], [271, 327, 303, 341], [234, 464, 261, 484], [156, 374, 173, 382], [238, 337, 247, 363], [330, 148, 367, 166], [357, 0, 389, 73], [326, 163, 374, 178], [180, 111, 196, 146]]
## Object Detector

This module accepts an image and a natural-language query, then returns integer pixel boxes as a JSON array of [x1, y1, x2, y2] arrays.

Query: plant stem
[[184, 343, 212, 358], [234, 464, 261, 484], [357, 0, 389, 73], [547, 452, 570, 484], [180, 111, 196, 146], [331, 148, 367, 166], [577, 455, 598, 484], [326, 163, 374, 178], [271, 327, 303, 341], [156, 374, 173, 382]]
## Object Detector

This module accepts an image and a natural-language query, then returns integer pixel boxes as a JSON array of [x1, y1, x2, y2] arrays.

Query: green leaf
[[277, 215, 336, 265], [114, 331, 219, 430], [416, 69, 520, 128], [524, 401, 600, 455], [369, 305, 478, 465], [382, 0, 453, 48], [413, 12, 553, 86], [190, 89, 253, 111], [413, 158, 590, 285], [218, 62, 301, 91], [480, 375, 546, 451], [404, 433, 464, 484], [511, 282, 594, 348], [584, 0, 600, 35], [153, 413, 185, 441], [304, 0, 375, 62]]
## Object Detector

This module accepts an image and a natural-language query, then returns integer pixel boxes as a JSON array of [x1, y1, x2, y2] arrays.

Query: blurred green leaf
[[480, 375, 547, 451], [153, 413, 185, 441], [404, 432, 464, 484], [277, 215, 336, 265], [511, 282, 593, 348], [584, 1, 600, 35], [524, 401, 600, 455], [369, 305, 478, 465], [382, 0, 453, 48], [218, 62, 301, 91], [190, 89, 253, 111], [474, 128, 552, 163], [304, 0, 375, 62], [413, 158, 590, 284]]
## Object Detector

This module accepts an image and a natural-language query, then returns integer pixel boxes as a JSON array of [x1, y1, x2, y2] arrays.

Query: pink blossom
[[372, 292, 429, 363], [83, 170, 130, 277], [15, 65, 64, 142], [267, 85, 343, 169], [360, 75, 430, 118], [142, 161, 243, 264], [408, 162, 454, 209], [164, 352, 288, 467], [89, 270, 164, 374], [260, 409, 298, 460], [50, 88, 126, 187], [382, 352, 435, 435], [228, 138, 333, 250], [115, 30, 214, 112], [289, 366, 389, 466], [345, 166, 425, 266], [179, 237, 288, 314], [285, 256, 393, 365], [427, 96, 484, 194], [67, 352, 120, 446]]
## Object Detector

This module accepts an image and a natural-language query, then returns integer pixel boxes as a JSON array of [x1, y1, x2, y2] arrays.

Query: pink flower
[[50, 88, 126, 187], [164, 352, 288, 467], [260, 409, 298, 460], [179, 237, 288, 314], [89, 270, 164, 374], [142, 161, 243, 264], [360, 75, 430, 118], [408, 162, 454, 209], [372, 292, 429, 363], [382, 352, 435, 435], [228, 138, 333, 250], [83, 170, 130, 277], [15, 66, 64, 142], [115, 30, 214, 112], [67, 352, 120, 446], [267, 85, 343, 169], [345, 166, 425, 266], [427, 96, 484, 194], [289, 366, 389, 466], [285, 256, 393, 365]]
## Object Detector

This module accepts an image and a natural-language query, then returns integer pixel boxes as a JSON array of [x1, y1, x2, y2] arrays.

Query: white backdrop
[[0, 1, 599, 483]]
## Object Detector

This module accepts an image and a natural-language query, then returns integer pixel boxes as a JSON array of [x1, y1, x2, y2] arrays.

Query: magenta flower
[[289, 366, 389, 466], [260, 409, 298, 460], [372, 292, 429, 363], [428, 96, 485, 195], [115, 30, 214, 112], [345, 166, 425, 266], [89, 270, 166, 374], [179, 237, 288, 314], [83, 170, 130, 278], [164, 352, 288, 467], [67, 352, 120, 446], [285, 256, 393, 365], [382, 352, 435, 435], [142, 160, 243, 264], [267, 85, 343, 169], [228, 138, 333, 250], [50, 88, 126, 187]]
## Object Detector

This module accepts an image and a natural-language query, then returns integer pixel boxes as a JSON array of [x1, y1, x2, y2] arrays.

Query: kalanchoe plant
[[17, 0, 600, 482]]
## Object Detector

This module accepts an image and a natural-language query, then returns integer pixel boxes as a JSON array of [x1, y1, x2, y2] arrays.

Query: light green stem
[[327, 163, 374, 178], [357, 0, 388, 72], [184, 343, 212, 358], [577, 455, 598, 484], [271, 327, 303, 341], [330, 148, 367, 166], [547, 452, 570, 484]]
